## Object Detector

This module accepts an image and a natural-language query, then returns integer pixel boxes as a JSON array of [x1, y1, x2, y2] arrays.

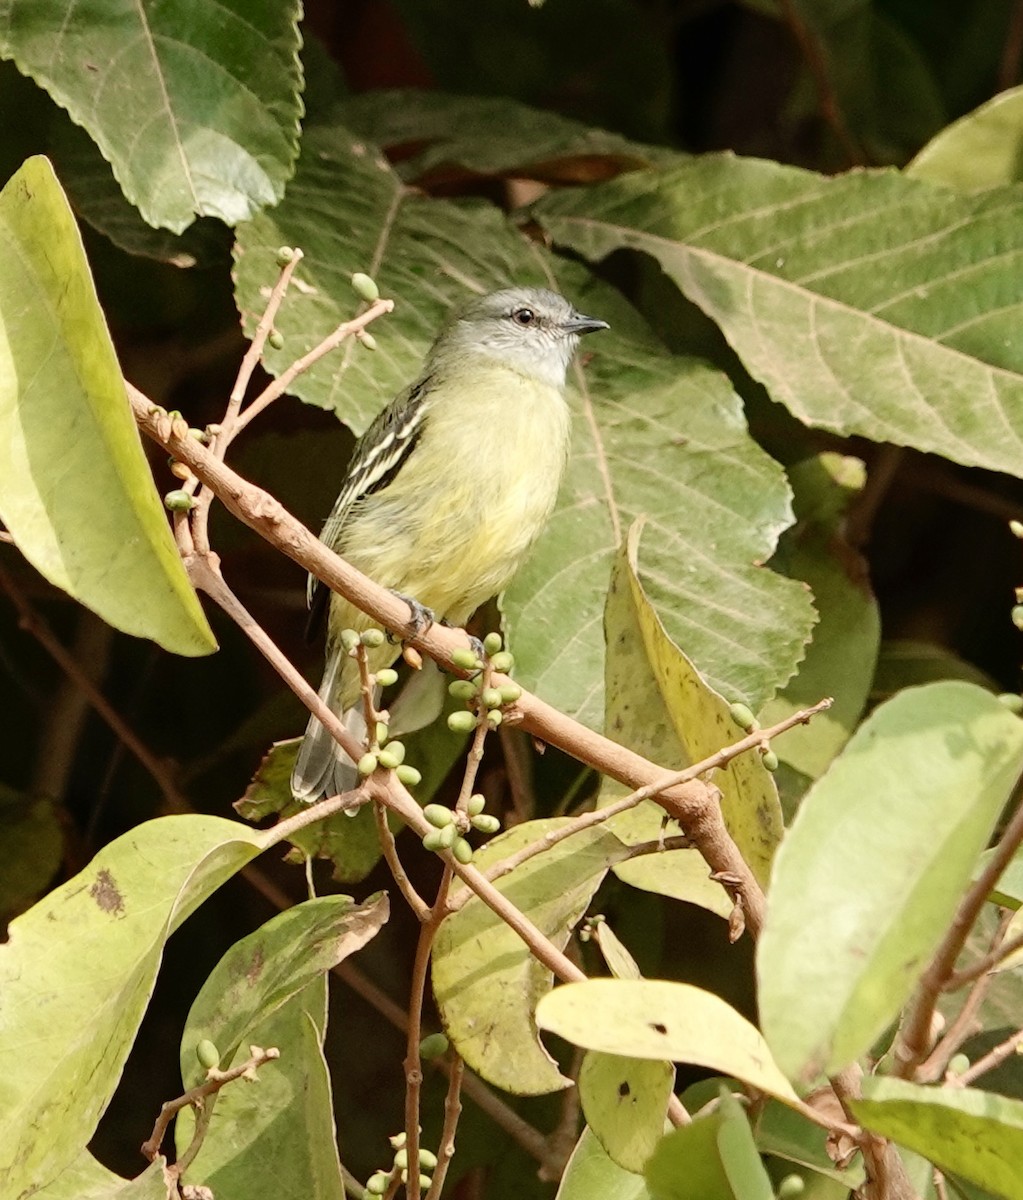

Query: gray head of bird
[[429, 286, 609, 389]]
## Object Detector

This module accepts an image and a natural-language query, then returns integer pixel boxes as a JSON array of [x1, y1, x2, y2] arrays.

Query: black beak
[[563, 312, 610, 336]]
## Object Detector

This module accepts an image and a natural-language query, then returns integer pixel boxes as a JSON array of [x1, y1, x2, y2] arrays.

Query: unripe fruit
[[777, 1177, 805, 1198], [417, 1151, 438, 1171], [482, 688, 504, 709], [483, 632, 503, 655], [393, 1150, 408, 1170], [448, 679, 478, 701], [276, 246, 295, 265], [761, 749, 779, 772], [196, 1039, 220, 1070], [436, 823, 457, 849], [1012, 519, 1023, 539], [375, 721, 390, 745], [467, 793, 486, 816], [447, 710, 477, 734], [1013, 604, 1023, 631], [422, 829, 445, 852], [351, 272, 380, 302], [424, 804, 453, 828], [396, 764, 422, 786], [164, 489, 194, 511], [375, 668, 398, 688], [729, 702, 756, 731], [498, 683, 522, 704], [268, 329, 284, 350], [357, 752, 378, 777], [365, 1171, 389, 1195], [452, 647, 481, 672], [452, 837, 474, 864], [948, 1053, 970, 1076], [420, 1032, 449, 1060], [489, 650, 514, 673], [340, 629, 361, 653], [379, 740, 405, 766], [361, 628, 386, 648], [471, 814, 500, 834], [486, 709, 503, 728]]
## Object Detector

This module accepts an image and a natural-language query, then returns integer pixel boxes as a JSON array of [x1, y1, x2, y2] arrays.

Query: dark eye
[[511, 307, 535, 326]]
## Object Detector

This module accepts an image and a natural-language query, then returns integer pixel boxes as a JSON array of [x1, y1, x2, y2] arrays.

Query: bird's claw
[[388, 591, 435, 641]]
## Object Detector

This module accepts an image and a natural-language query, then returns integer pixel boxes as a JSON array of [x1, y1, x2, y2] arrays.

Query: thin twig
[[425, 1054, 464, 1200], [894, 777, 1023, 1077], [375, 798, 431, 920], [950, 1023, 1023, 1088], [945, 924, 1023, 990]]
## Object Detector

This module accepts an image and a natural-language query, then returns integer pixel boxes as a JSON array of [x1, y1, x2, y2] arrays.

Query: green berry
[[393, 1150, 408, 1170], [359, 331, 378, 352], [340, 629, 361, 653], [448, 679, 478, 701], [482, 687, 504, 710], [1013, 605, 1023, 631], [375, 668, 398, 687], [420, 1032, 449, 1060], [452, 647, 481, 672], [196, 1039, 220, 1070], [163, 489, 194, 512], [365, 1171, 389, 1195], [452, 837, 474, 864], [424, 804, 453, 828], [486, 709, 503, 729], [761, 749, 779, 772], [268, 329, 284, 350], [188, 427, 206, 441], [948, 1053, 970, 1076], [422, 829, 445, 852], [396, 764, 422, 786], [498, 683, 522, 704], [276, 246, 295, 265], [1012, 519, 1023, 539], [436, 823, 457, 849], [999, 693, 1023, 714], [729, 702, 756, 731], [447, 710, 477, 734], [375, 720, 390, 745], [357, 752, 378, 777], [361, 628, 386, 648], [389, 1132, 407, 1150], [418, 1175, 433, 1190], [471, 814, 500, 834], [777, 1177, 805, 1199], [489, 650, 514, 673], [380, 740, 405, 765], [483, 632, 503, 655], [351, 272, 380, 302], [467, 793, 486, 816], [378, 750, 399, 770], [418, 1151, 438, 1171]]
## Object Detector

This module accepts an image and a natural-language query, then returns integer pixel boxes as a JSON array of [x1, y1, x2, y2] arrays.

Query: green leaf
[[645, 1090, 774, 1200], [338, 89, 658, 183], [536, 979, 798, 1103], [32, 1152, 170, 1200], [0, 1, 303, 231], [758, 682, 1023, 1085], [579, 1052, 675, 1173], [176, 896, 386, 1196], [236, 122, 813, 723], [0, 813, 265, 1197], [432, 819, 630, 1094], [759, 454, 880, 779], [557, 1126, 653, 1200], [535, 157, 1023, 479], [908, 85, 1023, 190], [850, 1076, 1023, 1200], [601, 522, 785, 912], [0, 157, 216, 656]]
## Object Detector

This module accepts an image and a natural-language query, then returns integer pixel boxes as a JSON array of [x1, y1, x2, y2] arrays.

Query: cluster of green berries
[[420, 794, 500, 864], [365, 1131, 439, 1197], [728, 702, 779, 772], [337, 627, 422, 787], [445, 632, 521, 735]]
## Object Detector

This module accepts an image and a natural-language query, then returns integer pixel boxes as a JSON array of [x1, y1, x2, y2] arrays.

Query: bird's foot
[[388, 591, 436, 641]]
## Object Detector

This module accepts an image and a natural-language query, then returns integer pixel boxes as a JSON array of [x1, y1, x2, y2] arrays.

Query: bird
[[291, 285, 609, 803]]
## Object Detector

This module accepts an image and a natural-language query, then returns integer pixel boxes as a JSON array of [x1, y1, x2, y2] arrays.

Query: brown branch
[[950, 1023, 1023, 1088], [830, 1067, 920, 1200], [893, 778, 1023, 1078], [425, 1054, 464, 1200], [127, 381, 794, 940], [945, 925, 1023, 991], [1000, 0, 1023, 90]]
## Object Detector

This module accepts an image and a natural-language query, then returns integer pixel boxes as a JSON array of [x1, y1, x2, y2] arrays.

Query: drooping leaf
[[758, 682, 1023, 1085], [175, 896, 386, 1197], [0, 814, 265, 1196], [644, 1090, 774, 1200], [536, 979, 798, 1103], [850, 1076, 1023, 1200], [601, 523, 785, 914], [579, 1052, 674, 1173], [32, 1153, 170, 1200], [535, 156, 1023, 480], [556, 1126, 653, 1200], [432, 819, 630, 1094], [908, 85, 1023, 190], [0, 156, 216, 655], [0, 0, 303, 231]]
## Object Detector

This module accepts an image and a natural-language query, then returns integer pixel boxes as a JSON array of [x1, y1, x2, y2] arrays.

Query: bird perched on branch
[[291, 285, 609, 803]]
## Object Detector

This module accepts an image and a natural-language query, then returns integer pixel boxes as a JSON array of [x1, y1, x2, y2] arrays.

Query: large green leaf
[[908, 85, 1023, 190], [851, 1077, 1023, 1200], [0, 1, 303, 231], [235, 121, 812, 722], [0, 814, 265, 1196], [758, 682, 1023, 1085], [32, 1153, 170, 1200], [601, 523, 784, 913], [579, 1052, 675, 1173], [176, 896, 387, 1197], [536, 979, 798, 1103], [557, 1127, 653, 1200], [0, 157, 216, 655], [432, 818, 629, 1095], [535, 156, 1023, 479]]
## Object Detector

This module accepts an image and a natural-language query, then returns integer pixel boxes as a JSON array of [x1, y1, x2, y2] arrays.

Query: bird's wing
[[305, 374, 434, 641]]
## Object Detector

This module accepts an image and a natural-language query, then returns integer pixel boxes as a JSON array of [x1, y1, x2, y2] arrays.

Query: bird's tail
[[291, 644, 365, 803]]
